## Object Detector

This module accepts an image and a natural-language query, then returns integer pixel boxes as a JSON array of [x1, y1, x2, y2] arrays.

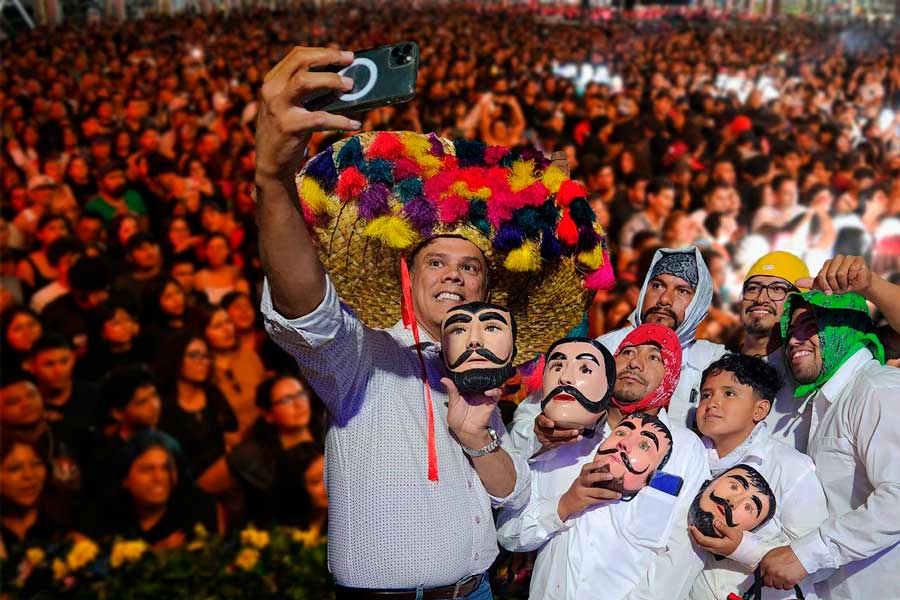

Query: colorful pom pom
[[516, 146, 551, 170], [438, 194, 470, 224], [300, 177, 330, 217], [556, 210, 578, 245], [365, 158, 395, 186], [304, 148, 337, 191], [577, 226, 600, 251], [393, 157, 422, 180], [541, 166, 568, 194], [336, 166, 367, 203], [397, 178, 424, 203], [450, 180, 491, 200], [401, 196, 437, 230], [540, 229, 564, 260], [493, 223, 526, 251], [584, 250, 615, 291], [454, 139, 487, 167], [513, 207, 544, 237], [504, 240, 542, 272], [427, 133, 446, 157], [484, 146, 509, 166], [469, 199, 487, 222], [577, 244, 604, 270], [556, 180, 587, 207], [358, 183, 391, 219], [363, 215, 418, 249], [336, 136, 364, 170], [365, 132, 405, 161], [518, 181, 550, 207], [569, 197, 596, 225], [486, 189, 519, 228], [508, 160, 538, 192], [536, 200, 560, 229]]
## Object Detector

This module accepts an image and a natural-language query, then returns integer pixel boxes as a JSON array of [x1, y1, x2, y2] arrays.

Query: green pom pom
[[569, 197, 596, 225], [397, 178, 424, 203]]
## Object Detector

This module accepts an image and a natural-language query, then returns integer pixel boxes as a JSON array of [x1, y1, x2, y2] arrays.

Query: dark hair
[[101, 363, 156, 411], [771, 174, 795, 193], [169, 251, 198, 269], [646, 177, 675, 197], [77, 210, 105, 224], [220, 290, 251, 311], [68, 256, 111, 292], [36, 213, 68, 235], [46, 236, 85, 267], [28, 332, 74, 358], [700, 353, 782, 403], [0, 368, 37, 390], [703, 212, 727, 238], [96, 292, 139, 325], [142, 276, 186, 323], [1, 305, 41, 342], [252, 372, 327, 445]]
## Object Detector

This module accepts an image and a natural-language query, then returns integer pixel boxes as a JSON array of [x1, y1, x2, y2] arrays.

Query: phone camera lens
[[402, 44, 412, 55], [391, 46, 401, 57]]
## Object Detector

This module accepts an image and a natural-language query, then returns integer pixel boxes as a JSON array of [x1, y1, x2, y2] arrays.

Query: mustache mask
[[689, 488, 738, 538], [540, 385, 606, 415], [596, 447, 650, 476], [446, 347, 511, 370], [447, 363, 516, 394]]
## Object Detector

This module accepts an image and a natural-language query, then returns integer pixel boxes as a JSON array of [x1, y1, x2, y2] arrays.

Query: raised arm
[[254, 46, 361, 319]]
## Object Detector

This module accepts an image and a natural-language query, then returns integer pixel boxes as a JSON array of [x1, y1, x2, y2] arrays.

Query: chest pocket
[[812, 436, 857, 486], [623, 486, 678, 549]]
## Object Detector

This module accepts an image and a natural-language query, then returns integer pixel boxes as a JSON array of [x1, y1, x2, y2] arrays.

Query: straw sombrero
[[295, 131, 615, 359]]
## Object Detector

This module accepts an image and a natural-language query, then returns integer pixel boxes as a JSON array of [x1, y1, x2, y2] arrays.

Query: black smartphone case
[[306, 42, 419, 115]]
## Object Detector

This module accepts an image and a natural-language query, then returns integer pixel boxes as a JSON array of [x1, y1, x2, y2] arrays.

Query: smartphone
[[649, 471, 684, 497], [306, 42, 419, 115]]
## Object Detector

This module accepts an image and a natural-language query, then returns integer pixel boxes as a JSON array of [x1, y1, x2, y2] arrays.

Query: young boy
[[688, 353, 828, 600]]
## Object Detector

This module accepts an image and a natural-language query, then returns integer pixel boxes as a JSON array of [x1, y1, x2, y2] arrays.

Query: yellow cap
[[744, 251, 810, 288]]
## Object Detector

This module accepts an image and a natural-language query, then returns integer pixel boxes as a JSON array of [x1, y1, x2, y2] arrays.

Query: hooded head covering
[[780, 290, 885, 397], [628, 247, 714, 346], [649, 251, 699, 289], [610, 324, 683, 414]]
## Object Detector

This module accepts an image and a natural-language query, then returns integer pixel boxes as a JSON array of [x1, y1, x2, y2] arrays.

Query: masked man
[[255, 45, 613, 599], [498, 325, 710, 599], [759, 291, 900, 600]]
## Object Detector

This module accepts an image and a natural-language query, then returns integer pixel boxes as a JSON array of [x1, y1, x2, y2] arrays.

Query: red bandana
[[610, 324, 682, 414]]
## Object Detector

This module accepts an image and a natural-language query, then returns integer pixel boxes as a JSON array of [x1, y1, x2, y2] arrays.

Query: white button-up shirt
[[689, 423, 828, 600], [498, 409, 710, 599], [789, 348, 900, 600], [261, 276, 530, 588]]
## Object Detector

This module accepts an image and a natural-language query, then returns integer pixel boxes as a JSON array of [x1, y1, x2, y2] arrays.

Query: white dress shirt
[[498, 409, 710, 600], [762, 348, 812, 452], [261, 276, 531, 588], [689, 423, 828, 600], [788, 348, 900, 600]]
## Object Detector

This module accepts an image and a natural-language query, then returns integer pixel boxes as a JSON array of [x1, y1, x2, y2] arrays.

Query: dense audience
[[1, 1, 899, 582]]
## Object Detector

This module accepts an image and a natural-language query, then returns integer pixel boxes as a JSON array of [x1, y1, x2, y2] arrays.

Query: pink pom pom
[[486, 189, 520, 227], [438, 194, 470, 223], [365, 132, 405, 160], [336, 167, 367, 203], [300, 202, 321, 227], [393, 157, 422, 180], [518, 181, 549, 207], [484, 146, 509, 166], [584, 250, 615, 291], [522, 355, 545, 395], [423, 169, 457, 201]]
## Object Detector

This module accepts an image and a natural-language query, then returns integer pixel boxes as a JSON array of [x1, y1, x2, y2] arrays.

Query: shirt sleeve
[[487, 407, 532, 510], [496, 492, 571, 553], [791, 383, 900, 574], [260, 275, 373, 419], [507, 392, 543, 459]]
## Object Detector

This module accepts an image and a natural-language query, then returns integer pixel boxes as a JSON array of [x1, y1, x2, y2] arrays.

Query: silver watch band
[[461, 427, 501, 458]]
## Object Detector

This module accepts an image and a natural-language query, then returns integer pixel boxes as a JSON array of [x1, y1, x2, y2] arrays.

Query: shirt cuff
[[488, 446, 532, 510], [791, 530, 838, 575], [728, 531, 768, 567], [260, 275, 343, 349], [535, 495, 570, 534]]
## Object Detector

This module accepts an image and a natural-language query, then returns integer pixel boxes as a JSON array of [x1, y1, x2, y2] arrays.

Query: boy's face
[[696, 371, 770, 442], [116, 384, 161, 429]]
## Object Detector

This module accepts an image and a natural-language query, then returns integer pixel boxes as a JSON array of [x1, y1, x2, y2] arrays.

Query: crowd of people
[[2, 2, 900, 598]]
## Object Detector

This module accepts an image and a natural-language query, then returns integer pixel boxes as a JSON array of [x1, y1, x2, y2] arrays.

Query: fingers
[[688, 525, 720, 550], [264, 46, 353, 86], [712, 519, 738, 540], [440, 377, 460, 399], [795, 276, 814, 289], [279, 108, 361, 135], [484, 388, 502, 399], [288, 71, 354, 105], [829, 255, 849, 292], [535, 414, 555, 429]]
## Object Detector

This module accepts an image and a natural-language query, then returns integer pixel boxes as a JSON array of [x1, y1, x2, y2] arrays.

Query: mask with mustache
[[441, 302, 517, 394], [592, 412, 673, 498], [540, 338, 615, 430], [689, 465, 777, 540]]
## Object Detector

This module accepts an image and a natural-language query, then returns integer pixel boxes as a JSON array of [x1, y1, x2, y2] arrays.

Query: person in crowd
[[197, 372, 324, 528], [72, 211, 105, 249], [84, 161, 147, 224], [140, 276, 190, 353], [41, 256, 110, 356], [759, 291, 900, 599], [688, 353, 828, 600], [194, 232, 249, 306], [156, 333, 238, 479], [221, 290, 260, 355], [114, 232, 164, 306], [100, 429, 215, 548], [169, 252, 209, 310], [499, 326, 709, 599], [1, 305, 43, 370], [618, 178, 676, 270], [76, 294, 148, 379], [29, 236, 84, 313], [15, 213, 69, 298], [106, 212, 141, 268]]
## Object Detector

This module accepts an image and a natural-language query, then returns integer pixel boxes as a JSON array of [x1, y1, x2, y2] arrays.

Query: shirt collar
[[704, 421, 769, 477], [817, 347, 872, 405], [390, 320, 440, 354]]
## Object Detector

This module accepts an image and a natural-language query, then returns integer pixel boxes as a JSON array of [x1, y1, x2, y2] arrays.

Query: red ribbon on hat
[[400, 257, 439, 482]]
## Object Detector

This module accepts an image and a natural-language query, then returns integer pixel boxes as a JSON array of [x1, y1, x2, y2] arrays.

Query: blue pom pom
[[540, 229, 564, 260], [469, 199, 487, 221], [453, 139, 487, 167], [337, 137, 364, 171], [569, 197, 595, 226], [513, 207, 544, 237], [396, 178, 424, 203], [364, 158, 395, 186], [536, 200, 559, 228], [493, 223, 527, 251], [304, 147, 337, 191], [472, 218, 491, 236]]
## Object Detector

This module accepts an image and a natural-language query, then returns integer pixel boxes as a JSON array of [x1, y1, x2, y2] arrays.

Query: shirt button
[[474, 553, 480, 560], [475, 516, 481, 524], [467, 480, 473, 489]]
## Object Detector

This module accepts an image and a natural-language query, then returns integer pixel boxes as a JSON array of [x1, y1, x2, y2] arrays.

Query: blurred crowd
[[1, 0, 899, 571]]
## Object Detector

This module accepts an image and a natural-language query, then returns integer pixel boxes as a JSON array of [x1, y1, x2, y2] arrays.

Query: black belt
[[335, 573, 485, 600]]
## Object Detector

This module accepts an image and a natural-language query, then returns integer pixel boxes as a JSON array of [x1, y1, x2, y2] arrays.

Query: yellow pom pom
[[364, 215, 418, 249], [300, 176, 331, 217], [401, 134, 443, 176], [578, 245, 604, 270], [541, 166, 568, 194], [508, 160, 538, 192], [505, 240, 542, 272], [450, 181, 492, 199]]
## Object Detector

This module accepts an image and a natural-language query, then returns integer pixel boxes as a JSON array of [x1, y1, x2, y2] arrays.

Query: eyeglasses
[[185, 351, 211, 361], [270, 391, 310, 407], [741, 282, 796, 302]]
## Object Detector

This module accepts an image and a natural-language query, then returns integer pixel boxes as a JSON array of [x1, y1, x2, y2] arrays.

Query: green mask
[[780, 291, 884, 397]]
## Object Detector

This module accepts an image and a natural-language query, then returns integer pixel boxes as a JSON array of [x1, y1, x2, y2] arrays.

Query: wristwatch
[[460, 427, 501, 458]]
